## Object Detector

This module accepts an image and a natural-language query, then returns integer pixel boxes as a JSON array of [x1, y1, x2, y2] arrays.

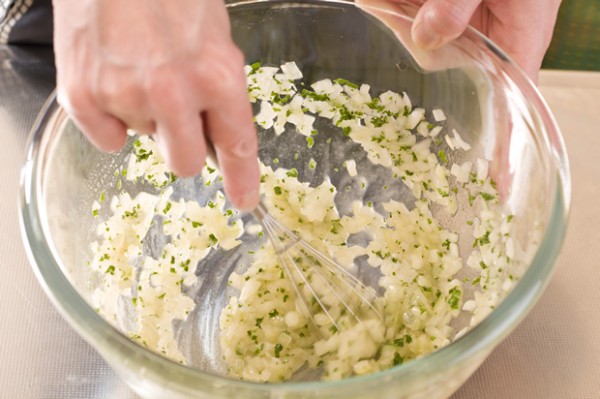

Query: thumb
[[411, 0, 482, 49]]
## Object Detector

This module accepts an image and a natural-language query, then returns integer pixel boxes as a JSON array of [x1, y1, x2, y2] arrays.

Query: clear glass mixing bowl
[[20, 1, 570, 398]]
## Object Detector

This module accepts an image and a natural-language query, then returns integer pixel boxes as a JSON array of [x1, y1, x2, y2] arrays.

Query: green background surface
[[543, 1, 600, 71]]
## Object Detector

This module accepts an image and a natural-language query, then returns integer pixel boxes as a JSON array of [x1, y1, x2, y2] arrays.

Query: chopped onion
[[432, 108, 446, 122]]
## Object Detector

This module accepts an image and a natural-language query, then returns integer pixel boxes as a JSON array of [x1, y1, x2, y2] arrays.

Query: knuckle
[[227, 45, 246, 69], [57, 84, 93, 116], [220, 51, 247, 90], [214, 131, 258, 161], [145, 68, 185, 108], [193, 45, 247, 100], [433, 0, 474, 33], [94, 68, 143, 110]]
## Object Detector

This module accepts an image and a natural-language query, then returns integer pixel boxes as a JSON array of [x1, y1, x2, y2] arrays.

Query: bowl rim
[[19, 0, 571, 393]]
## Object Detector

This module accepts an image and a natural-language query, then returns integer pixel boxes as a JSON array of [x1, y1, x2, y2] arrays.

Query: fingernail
[[237, 189, 260, 212], [412, 10, 445, 49]]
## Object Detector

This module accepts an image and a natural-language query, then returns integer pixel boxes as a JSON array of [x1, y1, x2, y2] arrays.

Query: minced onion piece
[[345, 159, 358, 177], [432, 108, 447, 122], [452, 128, 472, 151]]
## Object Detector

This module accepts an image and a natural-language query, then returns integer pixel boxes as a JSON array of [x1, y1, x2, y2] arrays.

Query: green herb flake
[[249, 61, 261, 75], [274, 343, 283, 358], [135, 149, 153, 163], [338, 105, 361, 123], [371, 115, 388, 127], [393, 352, 404, 366], [480, 192, 496, 201], [271, 92, 292, 105], [447, 287, 462, 310], [438, 150, 448, 164], [366, 98, 385, 112], [333, 78, 359, 89], [473, 231, 491, 247], [393, 334, 413, 348], [442, 239, 451, 250], [123, 208, 138, 219], [301, 89, 329, 102], [330, 219, 343, 235]]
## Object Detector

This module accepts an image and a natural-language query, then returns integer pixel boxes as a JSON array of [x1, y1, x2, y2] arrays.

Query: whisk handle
[[251, 201, 269, 223]]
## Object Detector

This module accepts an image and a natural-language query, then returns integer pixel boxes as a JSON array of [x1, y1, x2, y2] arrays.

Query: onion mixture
[[87, 62, 532, 382]]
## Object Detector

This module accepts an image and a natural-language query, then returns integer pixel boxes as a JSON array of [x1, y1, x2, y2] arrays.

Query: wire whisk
[[205, 144, 380, 331], [252, 201, 382, 332]]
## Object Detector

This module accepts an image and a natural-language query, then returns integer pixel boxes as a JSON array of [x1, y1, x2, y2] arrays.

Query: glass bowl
[[20, 1, 570, 398]]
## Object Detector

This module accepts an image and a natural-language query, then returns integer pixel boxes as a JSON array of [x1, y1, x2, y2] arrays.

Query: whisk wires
[[252, 202, 382, 332]]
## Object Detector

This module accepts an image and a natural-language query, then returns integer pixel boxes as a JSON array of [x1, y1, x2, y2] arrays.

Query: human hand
[[357, 0, 561, 83], [52, 0, 260, 211], [409, 0, 562, 83]]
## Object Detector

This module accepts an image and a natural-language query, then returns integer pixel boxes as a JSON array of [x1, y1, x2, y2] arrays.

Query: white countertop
[[1, 49, 599, 398]]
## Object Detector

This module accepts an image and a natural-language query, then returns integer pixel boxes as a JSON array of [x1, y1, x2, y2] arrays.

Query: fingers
[[54, 0, 260, 212], [92, 67, 156, 135], [204, 50, 260, 212], [57, 87, 128, 153], [411, 0, 482, 49], [142, 67, 205, 178], [153, 109, 206, 179], [145, 49, 259, 211], [206, 109, 260, 212], [512, 56, 540, 84]]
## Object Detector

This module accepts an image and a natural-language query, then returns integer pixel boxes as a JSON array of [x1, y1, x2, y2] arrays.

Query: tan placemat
[[454, 70, 600, 398]]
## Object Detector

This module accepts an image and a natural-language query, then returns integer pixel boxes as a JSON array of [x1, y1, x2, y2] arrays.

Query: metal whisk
[[251, 201, 382, 331], [206, 145, 380, 330]]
